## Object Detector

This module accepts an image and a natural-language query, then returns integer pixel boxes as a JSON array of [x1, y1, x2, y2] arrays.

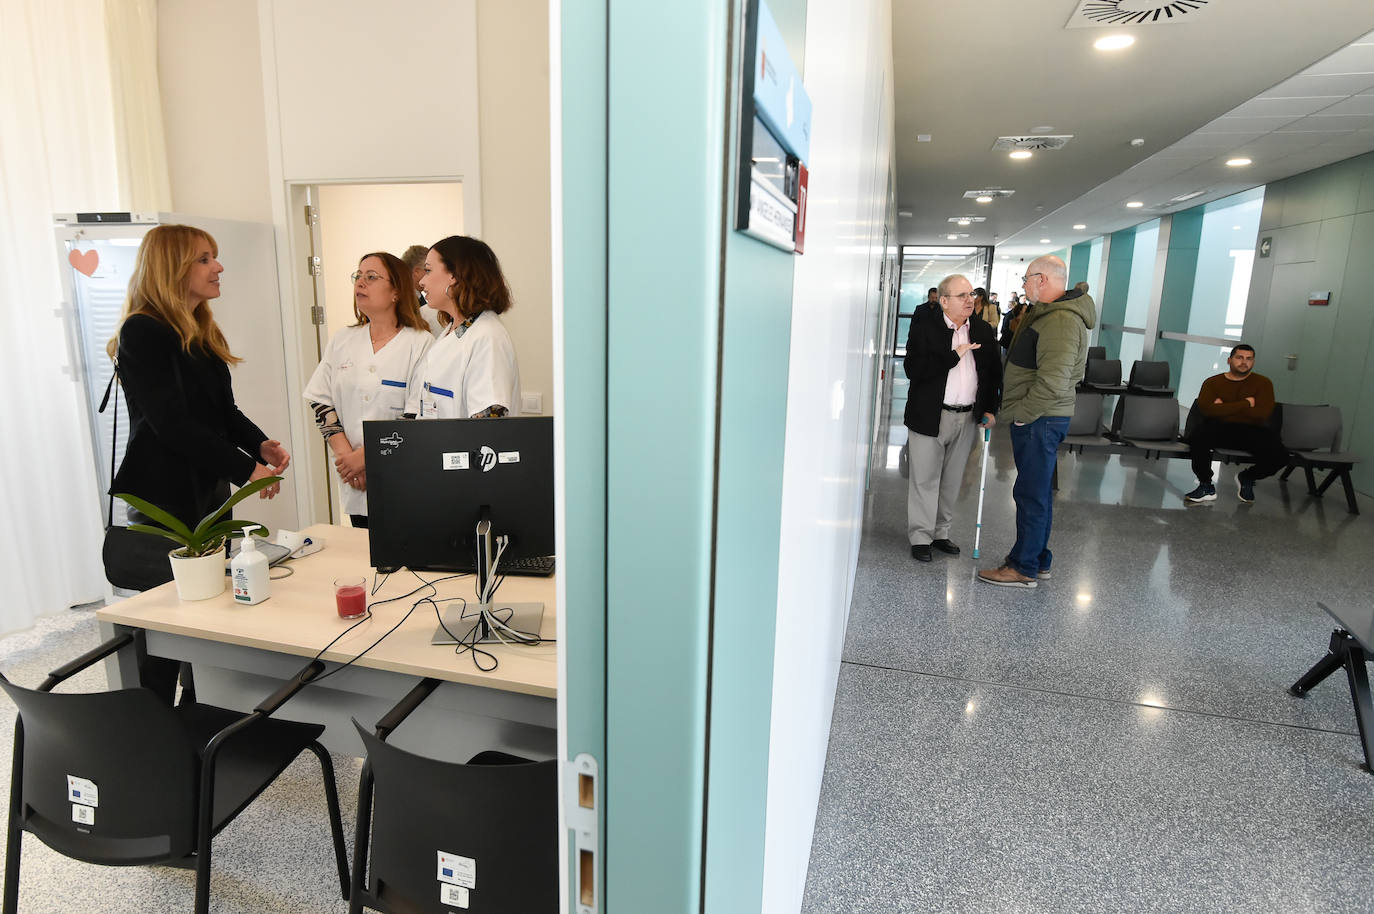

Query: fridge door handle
[[54, 302, 82, 382]]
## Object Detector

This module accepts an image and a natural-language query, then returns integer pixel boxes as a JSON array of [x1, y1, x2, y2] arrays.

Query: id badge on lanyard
[[422, 381, 453, 418]]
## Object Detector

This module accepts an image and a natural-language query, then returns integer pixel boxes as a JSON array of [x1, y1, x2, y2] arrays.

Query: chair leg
[[307, 742, 351, 899], [195, 748, 219, 914], [4, 721, 24, 914], [348, 764, 375, 914]]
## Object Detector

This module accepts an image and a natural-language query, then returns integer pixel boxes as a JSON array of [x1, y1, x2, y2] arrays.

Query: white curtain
[[0, 0, 170, 635]]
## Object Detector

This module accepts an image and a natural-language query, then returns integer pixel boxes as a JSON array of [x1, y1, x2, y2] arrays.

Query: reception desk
[[96, 524, 557, 760]]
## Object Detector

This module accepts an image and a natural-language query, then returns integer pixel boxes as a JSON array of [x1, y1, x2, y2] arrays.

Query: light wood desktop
[[96, 524, 558, 760]]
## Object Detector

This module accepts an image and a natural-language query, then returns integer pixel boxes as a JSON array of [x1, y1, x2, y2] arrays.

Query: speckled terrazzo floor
[[803, 385, 1374, 914], [0, 608, 364, 913]]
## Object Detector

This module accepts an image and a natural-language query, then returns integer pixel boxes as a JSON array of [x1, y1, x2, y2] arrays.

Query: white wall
[[316, 181, 465, 334], [763, 0, 896, 910]]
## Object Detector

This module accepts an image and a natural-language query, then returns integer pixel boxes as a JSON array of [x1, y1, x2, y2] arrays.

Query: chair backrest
[[1117, 394, 1180, 441], [1087, 345, 1106, 361], [1084, 358, 1122, 386], [356, 723, 558, 913], [1068, 390, 1104, 436], [1279, 403, 1341, 452], [1128, 360, 1170, 390], [0, 677, 199, 864]]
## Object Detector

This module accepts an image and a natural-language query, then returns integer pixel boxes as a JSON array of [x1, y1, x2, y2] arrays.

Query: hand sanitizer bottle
[[230, 528, 270, 605]]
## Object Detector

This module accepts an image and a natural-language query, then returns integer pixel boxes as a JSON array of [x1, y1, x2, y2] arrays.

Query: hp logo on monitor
[[478, 446, 498, 472]]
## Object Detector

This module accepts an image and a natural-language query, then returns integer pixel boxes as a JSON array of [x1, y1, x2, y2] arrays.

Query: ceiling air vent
[[993, 136, 1073, 152], [963, 188, 1015, 200], [1066, 0, 1213, 28]]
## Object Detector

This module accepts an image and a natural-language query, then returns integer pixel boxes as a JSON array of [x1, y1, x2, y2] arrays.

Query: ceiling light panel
[[947, 216, 986, 223], [1065, 0, 1214, 28], [963, 189, 1015, 199]]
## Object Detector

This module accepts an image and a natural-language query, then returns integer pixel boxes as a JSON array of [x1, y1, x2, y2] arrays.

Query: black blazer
[[902, 306, 1002, 437], [111, 314, 267, 525]]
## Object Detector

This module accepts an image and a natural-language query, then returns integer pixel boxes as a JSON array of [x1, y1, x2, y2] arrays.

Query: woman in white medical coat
[[303, 252, 432, 527], [410, 235, 520, 420]]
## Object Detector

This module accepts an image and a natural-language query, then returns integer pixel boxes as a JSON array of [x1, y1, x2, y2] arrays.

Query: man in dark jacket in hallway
[[903, 274, 1002, 562], [978, 256, 1096, 589]]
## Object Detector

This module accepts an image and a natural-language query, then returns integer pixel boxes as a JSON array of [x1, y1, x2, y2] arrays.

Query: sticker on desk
[[67, 775, 98, 807], [71, 803, 95, 826], [440, 883, 470, 908], [442, 451, 470, 470], [437, 850, 476, 888], [497, 450, 520, 464]]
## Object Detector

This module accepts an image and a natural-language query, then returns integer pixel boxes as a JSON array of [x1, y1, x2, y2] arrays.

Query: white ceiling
[[893, 1, 1374, 254]]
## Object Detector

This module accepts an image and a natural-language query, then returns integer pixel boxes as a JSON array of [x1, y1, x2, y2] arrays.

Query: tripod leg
[[1342, 641, 1374, 774], [1289, 629, 1348, 696]]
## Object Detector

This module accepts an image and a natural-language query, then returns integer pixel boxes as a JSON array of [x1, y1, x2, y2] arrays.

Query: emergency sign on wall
[[734, 0, 812, 254]]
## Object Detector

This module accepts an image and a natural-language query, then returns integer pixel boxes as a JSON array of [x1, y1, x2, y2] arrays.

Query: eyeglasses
[[940, 292, 973, 302], [1021, 272, 1043, 284], [350, 271, 388, 284]]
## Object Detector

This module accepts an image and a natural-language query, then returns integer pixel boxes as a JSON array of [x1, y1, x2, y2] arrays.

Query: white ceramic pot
[[169, 547, 227, 601]]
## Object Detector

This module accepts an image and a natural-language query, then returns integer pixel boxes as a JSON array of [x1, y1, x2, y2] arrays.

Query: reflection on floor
[[804, 389, 1374, 913]]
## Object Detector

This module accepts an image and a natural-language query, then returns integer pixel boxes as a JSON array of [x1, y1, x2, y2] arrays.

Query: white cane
[[972, 424, 991, 560]]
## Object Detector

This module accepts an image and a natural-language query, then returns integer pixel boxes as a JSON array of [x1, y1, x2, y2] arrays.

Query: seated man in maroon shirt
[[1185, 344, 1290, 504]]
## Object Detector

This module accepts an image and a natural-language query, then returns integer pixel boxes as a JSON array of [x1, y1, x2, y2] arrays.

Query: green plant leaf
[[114, 493, 194, 540], [190, 476, 282, 541], [201, 519, 270, 542], [126, 523, 191, 550]]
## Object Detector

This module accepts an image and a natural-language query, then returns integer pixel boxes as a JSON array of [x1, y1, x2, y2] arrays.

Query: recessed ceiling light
[[1226, 157, 1252, 167], [1039, 238, 1051, 244], [1073, 224, 1087, 230], [898, 210, 912, 217], [957, 219, 971, 226], [975, 195, 994, 204], [947, 234, 959, 240], [1233, 225, 1241, 230], [1094, 34, 1134, 51], [1009, 150, 1033, 160], [1126, 201, 1144, 208]]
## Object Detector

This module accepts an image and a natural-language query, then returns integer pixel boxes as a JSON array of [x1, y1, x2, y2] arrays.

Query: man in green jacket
[[978, 255, 1096, 589]]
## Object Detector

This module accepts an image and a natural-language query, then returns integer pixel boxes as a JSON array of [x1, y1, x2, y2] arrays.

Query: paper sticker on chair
[[71, 804, 95, 826], [440, 883, 470, 908], [67, 775, 98, 807], [437, 850, 475, 888]]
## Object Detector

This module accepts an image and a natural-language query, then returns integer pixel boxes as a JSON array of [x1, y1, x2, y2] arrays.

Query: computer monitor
[[363, 416, 554, 644]]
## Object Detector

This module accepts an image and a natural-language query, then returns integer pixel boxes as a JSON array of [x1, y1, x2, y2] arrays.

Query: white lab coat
[[303, 324, 432, 516], [408, 311, 521, 420]]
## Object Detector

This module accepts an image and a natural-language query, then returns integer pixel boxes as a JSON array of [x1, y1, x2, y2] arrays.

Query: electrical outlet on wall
[[521, 392, 543, 414]]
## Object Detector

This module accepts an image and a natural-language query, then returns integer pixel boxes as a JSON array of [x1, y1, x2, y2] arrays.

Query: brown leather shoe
[[977, 565, 1038, 589]]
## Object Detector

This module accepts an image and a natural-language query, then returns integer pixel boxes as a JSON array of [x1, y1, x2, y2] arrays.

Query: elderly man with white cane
[[902, 273, 1002, 562]]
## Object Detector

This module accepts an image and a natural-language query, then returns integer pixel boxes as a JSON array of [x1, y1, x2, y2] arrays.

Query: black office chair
[[1080, 358, 1127, 394], [1087, 345, 1106, 361], [1113, 395, 1189, 458], [1126, 360, 1175, 396], [0, 633, 350, 914], [349, 678, 557, 913]]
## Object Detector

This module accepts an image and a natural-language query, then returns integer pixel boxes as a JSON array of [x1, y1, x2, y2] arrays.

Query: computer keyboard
[[469, 555, 556, 577]]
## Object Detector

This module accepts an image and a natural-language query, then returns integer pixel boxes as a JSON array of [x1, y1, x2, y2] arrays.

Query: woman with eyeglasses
[[303, 252, 432, 527], [409, 235, 520, 420]]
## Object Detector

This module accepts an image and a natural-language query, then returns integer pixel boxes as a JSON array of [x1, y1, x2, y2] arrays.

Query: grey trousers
[[906, 411, 976, 546]]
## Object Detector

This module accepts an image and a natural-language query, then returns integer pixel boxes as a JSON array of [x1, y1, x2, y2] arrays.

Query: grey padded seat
[[1087, 345, 1106, 361], [1081, 358, 1126, 394], [1126, 360, 1175, 396], [1061, 391, 1113, 453], [1114, 395, 1190, 457], [1278, 403, 1361, 514]]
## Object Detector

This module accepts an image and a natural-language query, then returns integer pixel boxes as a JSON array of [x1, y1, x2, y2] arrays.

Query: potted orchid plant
[[115, 476, 281, 601]]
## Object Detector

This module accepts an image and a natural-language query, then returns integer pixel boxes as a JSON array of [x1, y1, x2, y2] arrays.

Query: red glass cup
[[333, 576, 367, 619]]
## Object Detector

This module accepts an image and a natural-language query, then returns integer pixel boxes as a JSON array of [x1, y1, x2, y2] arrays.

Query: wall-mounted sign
[[1258, 236, 1272, 258], [734, 0, 812, 254], [1308, 290, 1331, 306]]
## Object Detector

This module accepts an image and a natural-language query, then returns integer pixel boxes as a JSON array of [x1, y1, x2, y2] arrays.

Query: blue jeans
[[1006, 416, 1070, 578]]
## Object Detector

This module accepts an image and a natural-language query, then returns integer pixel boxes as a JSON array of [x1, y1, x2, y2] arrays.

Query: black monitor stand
[[432, 507, 544, 646]]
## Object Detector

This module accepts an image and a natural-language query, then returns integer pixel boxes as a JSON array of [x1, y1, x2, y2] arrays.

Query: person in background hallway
[[1183, 344, 1288, 505], [974, 287, 999, 326], [926, 287, 940, 310], [903, 274, 1002, 561], [978, 255, 1095, 589], [410, 235, 521, 419], [402, 243, 444, 336], [106, 224, 290, 702], [303, 252, 432, 528], [1000, 296, 1029, 351]]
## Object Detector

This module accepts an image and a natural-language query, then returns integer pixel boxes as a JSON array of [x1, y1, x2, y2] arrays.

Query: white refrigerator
[[54, 212, 300, 535]]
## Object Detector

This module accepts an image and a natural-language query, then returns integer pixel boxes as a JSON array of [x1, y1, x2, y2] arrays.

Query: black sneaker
[[1185, 483, 1216, 503], [1237, 475, 1255, 504]]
